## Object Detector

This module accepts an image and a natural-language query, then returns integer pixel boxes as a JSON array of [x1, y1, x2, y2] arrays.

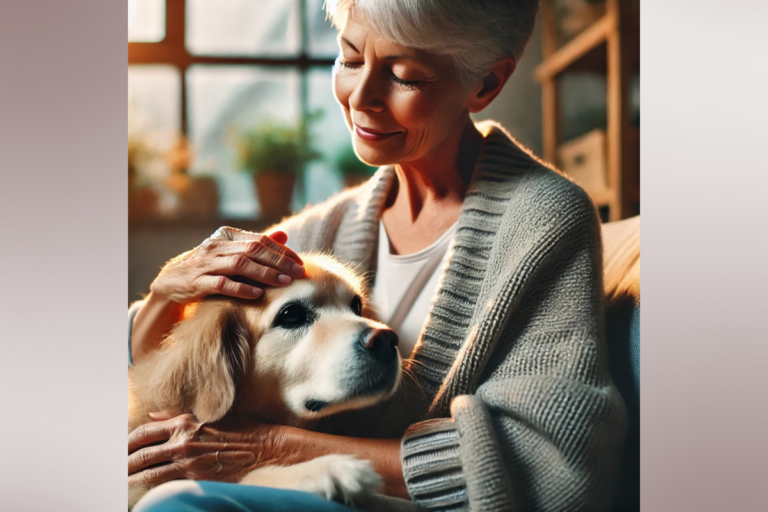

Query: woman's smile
[[354, 123, 404, 142], [333, 11, 473, 167]]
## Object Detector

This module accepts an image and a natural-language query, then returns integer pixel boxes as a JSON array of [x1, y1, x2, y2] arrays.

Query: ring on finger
[[201, 228, 226, 250], [210, 226, 236, 241], [214, 450, 222, 471]]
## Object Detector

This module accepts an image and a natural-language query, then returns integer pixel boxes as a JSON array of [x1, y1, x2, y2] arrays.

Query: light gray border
[[0, 0, 127, 509], [641, 0, 768, 510], [1, 0, 768, 510]]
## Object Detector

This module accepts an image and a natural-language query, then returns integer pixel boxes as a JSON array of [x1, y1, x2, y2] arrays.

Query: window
[[128, 0, 346, 219], [129, 0, 166, 43]]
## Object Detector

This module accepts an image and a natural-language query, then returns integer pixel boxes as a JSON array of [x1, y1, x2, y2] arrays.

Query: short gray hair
[[325, 0, 539, 86]]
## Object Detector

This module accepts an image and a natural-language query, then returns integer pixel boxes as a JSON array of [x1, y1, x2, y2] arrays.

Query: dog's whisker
[[401, 358, 428, 371], [398, 363, 428, 403]]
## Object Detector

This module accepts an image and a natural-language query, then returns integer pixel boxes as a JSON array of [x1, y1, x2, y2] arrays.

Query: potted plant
[[239, 120, 321, 219], [128, 137, 160, 221], [165, 136, 219, 219], [336, 144, 378, 188]]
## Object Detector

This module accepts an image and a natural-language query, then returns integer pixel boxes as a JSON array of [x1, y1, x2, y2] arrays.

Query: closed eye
[[335, 59, 420, 89], [336, 58, 362, 70], [390, 72, 420, 89]]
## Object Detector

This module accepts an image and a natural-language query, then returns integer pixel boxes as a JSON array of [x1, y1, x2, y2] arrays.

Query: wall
[[472, 20, 544, 158]]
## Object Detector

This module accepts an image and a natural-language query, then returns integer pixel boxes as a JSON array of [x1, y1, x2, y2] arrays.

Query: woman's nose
[[348, 69, 386, 113]]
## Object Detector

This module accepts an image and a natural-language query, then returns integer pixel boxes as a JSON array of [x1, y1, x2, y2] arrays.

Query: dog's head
[[148, 253, 400, 425]]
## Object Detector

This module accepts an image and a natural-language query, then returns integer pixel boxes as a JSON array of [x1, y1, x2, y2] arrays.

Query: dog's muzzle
[[301, 328, 400, 414]]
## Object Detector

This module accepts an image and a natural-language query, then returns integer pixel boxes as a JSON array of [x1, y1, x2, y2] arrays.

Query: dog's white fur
[[128, 254, 401, 509]]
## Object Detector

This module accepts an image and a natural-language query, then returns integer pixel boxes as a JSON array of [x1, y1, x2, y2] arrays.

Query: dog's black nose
[[360, 328, 399, 363]]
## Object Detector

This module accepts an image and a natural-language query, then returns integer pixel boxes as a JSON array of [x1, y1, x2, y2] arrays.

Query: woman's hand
[[128, 413, 284, 489], [131, 228, 305, 361], [128, 412, 408, 499], [151, 227, 304, 304]]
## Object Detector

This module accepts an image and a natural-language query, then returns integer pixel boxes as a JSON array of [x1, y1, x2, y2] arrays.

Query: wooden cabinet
[[537, 0, 640, 220]]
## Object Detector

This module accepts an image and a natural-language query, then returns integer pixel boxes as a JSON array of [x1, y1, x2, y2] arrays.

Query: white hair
[[325, 0, 539, 87]]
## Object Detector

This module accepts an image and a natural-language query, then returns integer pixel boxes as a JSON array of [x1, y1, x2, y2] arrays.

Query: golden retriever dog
[[128, 254, 401, 509]]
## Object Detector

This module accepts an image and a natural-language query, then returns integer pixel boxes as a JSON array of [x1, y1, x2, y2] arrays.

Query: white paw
[[241, 454, 382, 505], [128, 482, 150, 511], [300, 455, 383, 504]]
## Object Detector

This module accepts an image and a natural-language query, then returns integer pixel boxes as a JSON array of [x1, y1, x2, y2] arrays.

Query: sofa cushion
[[601, 215, 640, 512], [602, 215, 640, 306]]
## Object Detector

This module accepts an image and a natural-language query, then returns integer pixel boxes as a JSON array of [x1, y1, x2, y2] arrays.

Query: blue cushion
[[606, 300, 640, 512], [629, 303, 640, 391]]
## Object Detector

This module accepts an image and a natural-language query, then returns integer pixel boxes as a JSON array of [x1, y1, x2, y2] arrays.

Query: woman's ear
[[467, 57, 517, 114], [150, 302, 252, 423]]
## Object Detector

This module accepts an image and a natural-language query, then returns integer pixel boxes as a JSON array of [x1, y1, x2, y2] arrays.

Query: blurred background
[[128, 0, 640, 304]]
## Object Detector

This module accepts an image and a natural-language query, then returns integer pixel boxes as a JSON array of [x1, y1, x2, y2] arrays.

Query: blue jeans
[[135, 481, 355, 512]]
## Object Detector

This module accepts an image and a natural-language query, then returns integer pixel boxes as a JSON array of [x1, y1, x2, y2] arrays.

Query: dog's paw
[[240, 454, 382, 505], [300, 454, 383, 504], [128, 482, 150, 511]]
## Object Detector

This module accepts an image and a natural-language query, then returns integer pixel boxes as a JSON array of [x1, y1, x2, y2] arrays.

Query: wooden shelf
[[535, 12, 615, 82], [590, 188, 615, 207], [538, 0, 639, 222]]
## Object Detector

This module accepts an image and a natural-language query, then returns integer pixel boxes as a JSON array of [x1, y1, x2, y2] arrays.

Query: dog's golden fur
[[128, 253, 399, 508]]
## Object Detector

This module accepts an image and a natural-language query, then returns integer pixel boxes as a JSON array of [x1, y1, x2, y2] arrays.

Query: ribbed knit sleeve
[[401, 419, 467, 509], [401, 180, 627, 511]]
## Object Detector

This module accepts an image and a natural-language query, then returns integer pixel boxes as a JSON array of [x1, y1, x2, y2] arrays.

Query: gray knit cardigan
[[128, 121, 627, 510], [270, 121, 627, 511]]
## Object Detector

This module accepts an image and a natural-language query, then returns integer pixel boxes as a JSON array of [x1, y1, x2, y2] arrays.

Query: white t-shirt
[[370, 220, 458, 358]]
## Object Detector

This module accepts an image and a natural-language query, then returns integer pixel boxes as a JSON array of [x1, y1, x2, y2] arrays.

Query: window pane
[[128, 65, 181, 216], [186, 66, 301, 218], [306, 0, 339, 58], [128, 0, 165, 42], [128, 65, 181, 177], [305, 67, 348, 205], [186, 0, 300, 56]]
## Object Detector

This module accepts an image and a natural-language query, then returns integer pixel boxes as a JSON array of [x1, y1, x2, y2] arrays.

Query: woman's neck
[[387, 117, 482, 220], [381, 116, 483, 254]]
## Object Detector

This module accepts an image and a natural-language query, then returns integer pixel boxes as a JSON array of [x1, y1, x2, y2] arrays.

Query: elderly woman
[[128, 0, 627, 510]]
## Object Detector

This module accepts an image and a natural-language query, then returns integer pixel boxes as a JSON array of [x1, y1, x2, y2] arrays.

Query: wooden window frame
[[128, 0, 336, 138]]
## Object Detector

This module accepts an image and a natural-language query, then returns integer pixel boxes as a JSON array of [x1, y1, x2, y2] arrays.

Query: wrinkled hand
[[150, 227, 305, 304], [128, 412, 285, 489]]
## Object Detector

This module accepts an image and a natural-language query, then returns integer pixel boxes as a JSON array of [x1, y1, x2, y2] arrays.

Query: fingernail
[[251, 287, 263, 297], [277, 274, 292, 285], [290, 263, 305, 278]]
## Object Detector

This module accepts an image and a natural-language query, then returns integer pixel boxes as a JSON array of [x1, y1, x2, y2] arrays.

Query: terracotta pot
[[180, 177, 219, 219], [254, 173, 296, 219], [128, 186, 159, 221]]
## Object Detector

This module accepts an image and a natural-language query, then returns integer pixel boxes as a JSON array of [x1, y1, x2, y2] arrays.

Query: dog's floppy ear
[[151, 301, 251, 423]]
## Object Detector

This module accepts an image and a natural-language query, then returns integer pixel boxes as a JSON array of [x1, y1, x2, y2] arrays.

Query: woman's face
[[332, 11, 475, 167]]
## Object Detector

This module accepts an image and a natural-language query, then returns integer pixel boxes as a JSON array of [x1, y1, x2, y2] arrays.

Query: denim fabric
[[629, 303, 640, 389], [135, 481, 354, 512]]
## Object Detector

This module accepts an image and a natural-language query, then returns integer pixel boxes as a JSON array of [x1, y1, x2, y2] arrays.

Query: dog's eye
[[350, 296, 363, 316], [275, 304, 308, 328]]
